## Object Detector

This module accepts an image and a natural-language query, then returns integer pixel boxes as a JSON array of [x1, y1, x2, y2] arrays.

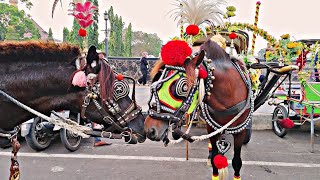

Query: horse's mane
[[201, 39, 229, 61], [99, 61, 115, 101], [150, 59, 165, 79], [0, 41, 80, 62]]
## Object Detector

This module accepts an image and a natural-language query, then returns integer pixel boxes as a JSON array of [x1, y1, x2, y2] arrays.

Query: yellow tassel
[[212, 174, 219, 180], [234, 176, 241, 180]]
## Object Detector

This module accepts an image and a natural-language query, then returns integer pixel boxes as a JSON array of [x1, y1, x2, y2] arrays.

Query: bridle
[[147, 50, 253, 143], [79, 58, 145, 141], [147, 52, 207, 139]]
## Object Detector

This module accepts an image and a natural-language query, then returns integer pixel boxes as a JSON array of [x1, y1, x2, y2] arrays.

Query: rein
[[80, 67, 144, 142], [148, 55, 254, 145], [148, 65, 199, 123]]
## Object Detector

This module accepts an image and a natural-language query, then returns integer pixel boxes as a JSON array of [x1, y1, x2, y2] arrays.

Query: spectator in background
[[137, 52, 149, 85]]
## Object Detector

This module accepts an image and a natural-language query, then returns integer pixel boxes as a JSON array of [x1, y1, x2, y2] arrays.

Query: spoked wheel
[[25, 117, 52, 151], [60, 114, 82, 152], [272, 105, 288, 138]]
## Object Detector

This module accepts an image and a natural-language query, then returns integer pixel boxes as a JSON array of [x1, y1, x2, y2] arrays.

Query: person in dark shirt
[[137, 52, 149, 85]]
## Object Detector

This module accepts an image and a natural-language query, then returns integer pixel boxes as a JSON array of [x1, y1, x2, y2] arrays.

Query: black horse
[[0, 41, 146, 147]]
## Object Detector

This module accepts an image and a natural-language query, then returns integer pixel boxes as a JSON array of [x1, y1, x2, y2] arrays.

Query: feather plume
[[171, 0, 227, 27], [51, 0, 63, 18]]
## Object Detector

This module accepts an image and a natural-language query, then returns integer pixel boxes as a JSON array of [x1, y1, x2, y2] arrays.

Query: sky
[[15, 0, 320, 55]]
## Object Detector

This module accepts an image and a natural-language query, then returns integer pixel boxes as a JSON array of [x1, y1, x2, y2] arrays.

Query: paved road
[[1, 87, 320, 180], [1, 128, 320, 180]]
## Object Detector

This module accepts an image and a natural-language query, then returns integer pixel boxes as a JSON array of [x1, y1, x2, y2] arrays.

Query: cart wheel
[[272, 105, 288, 138], [25, 117, 52, 151], [60, 114, 82, 152]]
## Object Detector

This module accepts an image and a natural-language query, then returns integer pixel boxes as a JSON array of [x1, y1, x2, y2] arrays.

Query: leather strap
[[207, 100, 247, 117]]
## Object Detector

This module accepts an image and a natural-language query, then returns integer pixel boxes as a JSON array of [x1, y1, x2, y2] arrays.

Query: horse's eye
[[174, 77, 188, 98]]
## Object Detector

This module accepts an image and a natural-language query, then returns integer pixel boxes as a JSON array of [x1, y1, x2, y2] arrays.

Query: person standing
[[137, 52, 149, 85]]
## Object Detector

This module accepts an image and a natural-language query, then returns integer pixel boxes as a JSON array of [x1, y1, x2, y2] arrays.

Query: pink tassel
[[72, 71, 87, 87]]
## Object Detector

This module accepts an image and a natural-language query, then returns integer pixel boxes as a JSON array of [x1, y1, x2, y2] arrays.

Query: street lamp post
[[104, 11, 109, 58]]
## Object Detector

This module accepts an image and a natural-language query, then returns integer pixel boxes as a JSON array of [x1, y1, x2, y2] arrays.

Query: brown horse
[[144, 39, 252, 180], [0, 41, 146, 148]]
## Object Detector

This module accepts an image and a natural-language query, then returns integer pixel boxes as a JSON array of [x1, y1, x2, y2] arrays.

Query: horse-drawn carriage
[[270, 39, 320, 152]]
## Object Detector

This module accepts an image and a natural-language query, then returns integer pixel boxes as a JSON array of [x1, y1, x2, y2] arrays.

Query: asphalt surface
[[1, 86, 320, 180], [1, 129, 320, 180]]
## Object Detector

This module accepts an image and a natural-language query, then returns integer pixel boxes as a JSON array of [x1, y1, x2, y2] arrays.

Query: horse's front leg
[[232, 130, 246, 180], [207, 124, 221, 180]]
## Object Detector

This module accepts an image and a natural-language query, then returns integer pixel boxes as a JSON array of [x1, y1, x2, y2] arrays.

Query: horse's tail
[[218, 168, 228, 180]]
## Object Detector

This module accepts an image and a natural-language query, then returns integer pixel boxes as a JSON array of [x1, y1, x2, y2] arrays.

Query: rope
[[0, 90, 91, 138], [166, 62, 253, 145], [167, 95, 252, 145]]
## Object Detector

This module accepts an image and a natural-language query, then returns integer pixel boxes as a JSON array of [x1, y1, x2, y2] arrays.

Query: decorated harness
[[73, 56, 144, 142], [147, 38, 254, 144]]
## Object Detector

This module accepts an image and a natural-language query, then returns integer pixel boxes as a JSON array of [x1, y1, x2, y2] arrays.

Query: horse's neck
[[206, 60, 247, 111]]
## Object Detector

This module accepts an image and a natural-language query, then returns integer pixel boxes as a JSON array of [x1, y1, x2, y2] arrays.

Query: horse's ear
[[86, 46, 97, 64], [195, 50, 205, 66]]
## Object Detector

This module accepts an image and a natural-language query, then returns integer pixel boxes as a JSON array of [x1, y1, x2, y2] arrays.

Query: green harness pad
[[158, 72, 198, 114]]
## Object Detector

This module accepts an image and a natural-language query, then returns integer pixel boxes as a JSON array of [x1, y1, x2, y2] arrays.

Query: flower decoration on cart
[[68, 1, 97, 37]]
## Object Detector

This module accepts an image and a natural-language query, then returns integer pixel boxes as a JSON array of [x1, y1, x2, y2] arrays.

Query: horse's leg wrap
[[10, 137, 20, 180], [212, 174, 219, 180], [234, 176, 241, 180]]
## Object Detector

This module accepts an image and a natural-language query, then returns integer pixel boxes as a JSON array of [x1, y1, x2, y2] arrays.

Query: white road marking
[[0, 152, 319, 168]]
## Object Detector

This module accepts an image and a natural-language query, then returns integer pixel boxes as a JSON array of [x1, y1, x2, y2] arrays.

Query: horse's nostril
[[147, 128, 157, 140]]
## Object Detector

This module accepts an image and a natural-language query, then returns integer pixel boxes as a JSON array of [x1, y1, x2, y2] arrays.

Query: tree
[[0, 3, 40, 41], [63, 27, 69, 42], [108, 6, 116, 56], [132, 31, 162, 57], [68, 18, 84, 49], [48, 28, 54, 41], [124, 23, 132, 57], [5, 26, 19, 40], [87, 0, 99, 48]]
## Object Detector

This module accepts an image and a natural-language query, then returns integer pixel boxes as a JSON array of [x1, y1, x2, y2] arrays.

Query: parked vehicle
[[21, 110, 82, 152]]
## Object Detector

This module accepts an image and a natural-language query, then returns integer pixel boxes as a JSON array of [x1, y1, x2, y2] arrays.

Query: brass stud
[[211, 76, 215, 80], [210, 67, 215, 71], [210, 84, 214, 88], [207, 92, 211, 96], [93, 94, 98, 99], [206, 59, 212, 63]]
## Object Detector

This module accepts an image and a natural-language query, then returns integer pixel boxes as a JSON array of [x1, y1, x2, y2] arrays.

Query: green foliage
[[5, 26, 19, 40], [224, 6, 236, 19], [48, 28, 54, 41], [124, 23, 132, 57], [20, 0, 33, 10], [87, 0, 99, 48], [63, 27, 69, 42], [98, 40, 105, 53], [226, 6, 236, 12], [0, 3, 40, 41], [132, 31, 162, 57], [108, 6, 125, 56], [67, 18, 84, 49]]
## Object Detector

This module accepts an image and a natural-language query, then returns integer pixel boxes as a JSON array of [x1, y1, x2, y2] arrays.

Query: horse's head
[[72, 46, 146, 143], [145, 49, 205, 141]]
